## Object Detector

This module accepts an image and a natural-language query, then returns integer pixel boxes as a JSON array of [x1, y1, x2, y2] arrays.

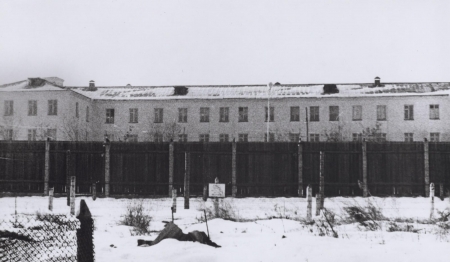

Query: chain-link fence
[[0, 212, 94, 262]]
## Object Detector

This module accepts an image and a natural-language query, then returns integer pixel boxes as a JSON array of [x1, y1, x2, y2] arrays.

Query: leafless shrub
[[120, 199, 152, 236]]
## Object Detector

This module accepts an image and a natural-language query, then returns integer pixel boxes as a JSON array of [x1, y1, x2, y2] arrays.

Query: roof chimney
[[174, 86, 188, 96], [87, 80, 97, 91], [374, 76, 381, 87]]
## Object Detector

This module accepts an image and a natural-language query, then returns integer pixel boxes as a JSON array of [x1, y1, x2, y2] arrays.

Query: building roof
[[68, 82, 450, 100], [0, 78, 64, 91], [2, 77, 450, 99]]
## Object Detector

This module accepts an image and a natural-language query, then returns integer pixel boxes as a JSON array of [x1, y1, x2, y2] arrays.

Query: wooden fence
[[0, 140, 449, 197]]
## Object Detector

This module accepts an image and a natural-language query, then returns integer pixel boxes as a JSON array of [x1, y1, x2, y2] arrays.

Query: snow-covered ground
[[1, 196, 449, 262]]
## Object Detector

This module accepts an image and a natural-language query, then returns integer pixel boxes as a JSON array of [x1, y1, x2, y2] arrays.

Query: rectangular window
[[48, 100, 58, 115], [4, 129, 13, 140], [238, 107, 248, 122], [106, 109, 115, 124], [220, 107, 229, 122], [329, 106, 339, 121], [290, 107, 300, 122], [430, 132, 440, 142], [86, 106, 90, 122], [178, 134, 188, 142], [430, 105, 439, 120], [4, 100, 13, 116], [154, 108, 164, 123], [352, 105, 362, 121], [264, 133, 275, 142], [264, 107, 274, 122], [28, 129, 37, 141], [377, 105, 386, 121], [289, 133, 300, 142], [75, 102, 79, 118], [404, 105, 414, 120], [46, 129, 57, 141], [309, 133, 320, 142], [404, 133, 414, 142], [219, 134, 229, 142], [199, 134, 210, 142], [178, 108, 188, 123], [310, 106, 319, 122], [352, 133, 363, 142], [154, 133, 163, 143], [200, 108, 210, 122], [238, 133, 248, 142], [28, 100, 37, 116], [129, 108, 138, 123]]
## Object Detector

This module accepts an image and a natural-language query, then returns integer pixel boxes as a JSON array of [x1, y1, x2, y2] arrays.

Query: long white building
[[1, 76, 449, 142]]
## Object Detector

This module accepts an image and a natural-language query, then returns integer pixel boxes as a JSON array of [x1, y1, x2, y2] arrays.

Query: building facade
[[1, 77, 449, 142]]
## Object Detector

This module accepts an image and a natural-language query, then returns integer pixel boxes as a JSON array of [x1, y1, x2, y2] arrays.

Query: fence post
[[169, 141, 174, 196], [48, 187, 54, 211], [70, 176, 76, 215], [92, 182, 96, 201], [44, 137, 50, 195], [203, 143, 208, 201], [77, 200, 94, 262], [362, 139, 368, 197], [319, 151, 325, 209], [298, 139, 303, 197], [232, 139, 237, 197], [306, 185, 312, 221], [172, 188, 177, 213], [66, 150, 71, 206], [315, 193, 321, 216], [104, 140, 111, 198], [424, 138, 429, 197], [440, 183, 444, 200], [430, 182, 435, 220], [184, 152, 190, 209]]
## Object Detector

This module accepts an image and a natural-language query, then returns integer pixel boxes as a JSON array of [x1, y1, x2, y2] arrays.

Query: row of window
[[104, 104, 440, 124], [116, 132, 443, 143], [3, 100, 58, 116], [1, 128, 57, 141]]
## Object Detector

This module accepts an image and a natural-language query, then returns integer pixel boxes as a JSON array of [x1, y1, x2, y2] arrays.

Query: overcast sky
[[0, 0, 448, 86]]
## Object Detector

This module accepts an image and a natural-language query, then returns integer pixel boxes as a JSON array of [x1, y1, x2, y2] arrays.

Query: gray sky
[[0, 0, 448, 86]]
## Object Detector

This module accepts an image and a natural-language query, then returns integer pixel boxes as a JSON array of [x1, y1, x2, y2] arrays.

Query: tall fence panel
[[110, 142, 169, 195], [236, 142, 298, 197], [429, 142, 450, 196], [0, 141, 46, 193], [302, 142, 362, 197], [49, 142, 105, 194], [367, 142, 424, 196]]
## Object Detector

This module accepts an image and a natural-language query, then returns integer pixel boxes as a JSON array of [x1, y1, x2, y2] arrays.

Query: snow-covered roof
[[68, 82, 450, 100], [0, 78, 65, 92]]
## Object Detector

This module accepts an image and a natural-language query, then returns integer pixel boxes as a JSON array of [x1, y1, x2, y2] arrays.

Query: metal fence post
[[77, 200, 94, 262], [424, 138, 429, 197]]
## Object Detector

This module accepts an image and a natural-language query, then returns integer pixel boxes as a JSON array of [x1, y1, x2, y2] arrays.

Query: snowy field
[[1, 196, 449, 262]]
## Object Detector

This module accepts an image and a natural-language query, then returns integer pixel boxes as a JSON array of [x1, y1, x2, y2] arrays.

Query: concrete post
[[306, 185, 312, 221], [319, 151, 325, 209], [48, 187, 54, 211], [70, 176, 76, 215], [66, 150, 71, 206]]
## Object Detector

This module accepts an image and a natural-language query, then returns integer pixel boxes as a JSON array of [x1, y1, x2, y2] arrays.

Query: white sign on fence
[[209, 183, 225, 198]]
